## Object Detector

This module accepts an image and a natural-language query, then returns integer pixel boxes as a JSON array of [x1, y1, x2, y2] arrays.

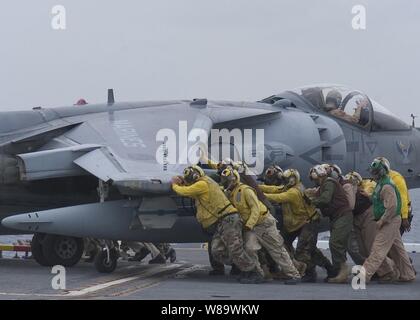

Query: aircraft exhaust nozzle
[[0, 155, 20, 184]]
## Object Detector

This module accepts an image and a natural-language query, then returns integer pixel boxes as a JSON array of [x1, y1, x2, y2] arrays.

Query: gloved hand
[[244, 225, 253, 232], [171, 176, 184, 185], [376, 218, 387, 229], [401, 218, 411, 232]]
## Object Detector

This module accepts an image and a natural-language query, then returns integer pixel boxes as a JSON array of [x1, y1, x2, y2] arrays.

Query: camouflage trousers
[[211, 213, 257, 272], [282, 220, 332, 273], [244, 214, 301, 278]]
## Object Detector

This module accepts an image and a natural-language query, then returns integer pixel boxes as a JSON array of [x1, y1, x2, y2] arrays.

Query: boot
[[209, 268, 225, 276], [327, 263, 349, 283], [378, 269, 400, 284], [271, 270, 289, 280], [283, 277, 301, 285], [293, 259, 307, 277], [230, 264, 241, 276], [239, 269, 265, 284], [261, 264, 273, 281], [302, 269, 318, 283], [129, 247, 150, 262], [148, 253, 166, 264], [323, 261, 338, 281], [165, 248, 177, 263]]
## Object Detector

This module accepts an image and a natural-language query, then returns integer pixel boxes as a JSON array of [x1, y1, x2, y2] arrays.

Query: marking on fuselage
[[299, 135, 345, 165], [396, 140, 412, 164], [366, 141, 377, 154], [111, 119, 146, 148]]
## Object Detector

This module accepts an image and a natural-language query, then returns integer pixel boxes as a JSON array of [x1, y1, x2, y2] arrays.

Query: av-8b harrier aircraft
[[1, 84, 419, 272]]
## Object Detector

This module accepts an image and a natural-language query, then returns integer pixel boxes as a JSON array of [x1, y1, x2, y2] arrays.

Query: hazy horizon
[[1, 1, 419, 124]]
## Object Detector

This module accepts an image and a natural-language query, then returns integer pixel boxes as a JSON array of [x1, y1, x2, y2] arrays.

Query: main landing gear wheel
[[31, 233, 53, 266], [94, 247, 118, 273], [41, 235, 84, 267]]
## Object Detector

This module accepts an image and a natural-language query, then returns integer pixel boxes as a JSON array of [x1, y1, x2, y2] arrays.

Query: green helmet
[[369, 158, 390, 179]]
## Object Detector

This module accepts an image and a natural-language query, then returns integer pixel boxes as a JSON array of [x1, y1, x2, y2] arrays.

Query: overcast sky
[[0, 0, 419, 124]]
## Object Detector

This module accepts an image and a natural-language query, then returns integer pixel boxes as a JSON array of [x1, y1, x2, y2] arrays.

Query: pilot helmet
[[283, 169, 301, 189], [183, 165, 205, 184], [325, 90, 342, 111]]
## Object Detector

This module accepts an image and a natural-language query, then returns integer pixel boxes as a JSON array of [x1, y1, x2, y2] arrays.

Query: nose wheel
[[91, 239, 119, 273]]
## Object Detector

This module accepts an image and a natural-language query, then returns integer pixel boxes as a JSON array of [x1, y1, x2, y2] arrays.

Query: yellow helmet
[[183, 165, 205, 184], [221, 166, 240, 181]]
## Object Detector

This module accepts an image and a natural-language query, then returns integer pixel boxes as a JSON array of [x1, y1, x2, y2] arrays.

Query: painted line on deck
[[0, 263, 185, 298]]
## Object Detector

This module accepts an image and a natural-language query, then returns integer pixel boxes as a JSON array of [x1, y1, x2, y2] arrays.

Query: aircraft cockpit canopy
[[286, 85, 411, 131]]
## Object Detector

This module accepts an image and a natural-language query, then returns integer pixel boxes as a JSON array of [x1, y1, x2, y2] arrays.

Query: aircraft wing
[[16, 101, 280, 195]]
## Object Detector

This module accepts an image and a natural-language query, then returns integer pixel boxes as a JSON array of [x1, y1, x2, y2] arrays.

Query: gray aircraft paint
[[1, 84, 420, 242]]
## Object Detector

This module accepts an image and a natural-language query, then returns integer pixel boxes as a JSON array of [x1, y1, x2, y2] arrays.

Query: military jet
[[1, 84, 419, 272]]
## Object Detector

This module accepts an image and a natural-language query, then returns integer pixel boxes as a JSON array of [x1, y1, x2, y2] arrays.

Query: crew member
[[309, 164, 353, 283], [171, 165, 263, 284], [375, 157, 413, 235], [361, 158, 416, 283], [263, 169, 334, 282], [220, 167, 301, 284], [326, 164, 365, 266]]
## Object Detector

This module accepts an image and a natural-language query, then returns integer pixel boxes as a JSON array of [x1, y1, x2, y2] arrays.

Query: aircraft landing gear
[[93, 240, 119, 273], [31, 233, 84, 267]]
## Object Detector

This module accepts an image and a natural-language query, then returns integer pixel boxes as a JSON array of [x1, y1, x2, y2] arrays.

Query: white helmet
[[309, 165, 328, 180], [330, 164, 342, 176]]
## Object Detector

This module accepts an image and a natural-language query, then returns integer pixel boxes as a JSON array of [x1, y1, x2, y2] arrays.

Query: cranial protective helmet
[[369, 157, 390, 179], [283, 169, 301, 188], [325, 90, 342, 109], [344, 171, 363, 186], [216, 157, 234, 173], [183, 165, 205, 184], [330, 164, 342, 176], [309, 165, 328, 180], [375, 157, 391, 171], [220, 167, 240, 188], [264, 165, 284, 185], [326, 163, 343, 180]]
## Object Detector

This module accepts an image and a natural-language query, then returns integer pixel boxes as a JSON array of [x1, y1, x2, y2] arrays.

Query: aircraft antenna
[[411, 113, 417, 128], [108, 89, 115, 105]]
